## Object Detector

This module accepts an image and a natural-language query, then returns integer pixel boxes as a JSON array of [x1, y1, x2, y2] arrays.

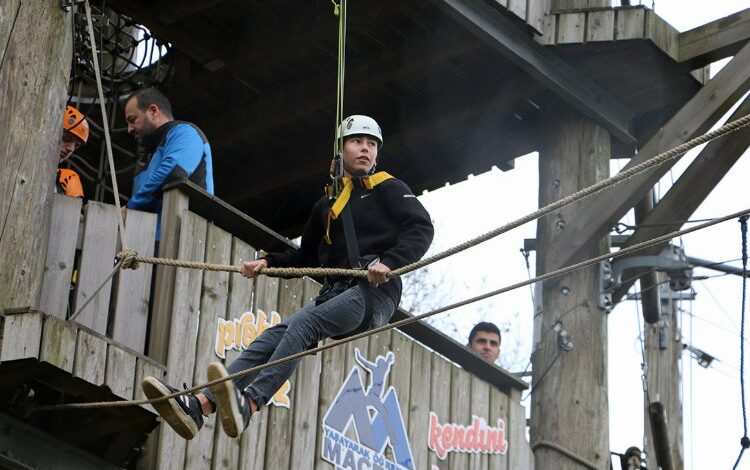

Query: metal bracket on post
[[611, 245, 693, 292], [598, 261, 613, 313], [60, 0, 85, 12]]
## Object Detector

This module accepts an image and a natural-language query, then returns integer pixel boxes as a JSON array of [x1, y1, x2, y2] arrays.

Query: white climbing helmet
[[338, 115, 383, 146]]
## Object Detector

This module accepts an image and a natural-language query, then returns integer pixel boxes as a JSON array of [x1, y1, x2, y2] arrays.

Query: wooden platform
[[0, 309, 163, 467]]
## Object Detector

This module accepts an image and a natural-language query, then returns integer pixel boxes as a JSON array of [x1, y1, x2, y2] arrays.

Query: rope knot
[[118, 249, 140, 270]]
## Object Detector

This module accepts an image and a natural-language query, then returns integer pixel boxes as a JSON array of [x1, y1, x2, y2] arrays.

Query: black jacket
[[264, 177, 434, 305]]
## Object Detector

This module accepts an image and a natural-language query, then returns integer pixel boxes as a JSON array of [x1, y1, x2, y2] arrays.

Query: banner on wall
[[213, 310, 290, 408], [427, 411, 508, 461], [321, 348, 415, 470]]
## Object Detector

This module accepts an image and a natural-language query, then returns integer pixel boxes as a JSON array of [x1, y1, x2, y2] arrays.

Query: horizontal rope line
[[115, 113, 750, 280], [33, 207, 750, 412]]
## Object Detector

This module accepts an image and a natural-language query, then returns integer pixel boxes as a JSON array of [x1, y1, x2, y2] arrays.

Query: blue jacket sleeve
[[127, 125, 205, 210]]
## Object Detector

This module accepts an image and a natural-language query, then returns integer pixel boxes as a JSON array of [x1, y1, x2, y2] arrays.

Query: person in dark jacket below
[[123, 88, 213, 236], [142, 115, 434, 440]]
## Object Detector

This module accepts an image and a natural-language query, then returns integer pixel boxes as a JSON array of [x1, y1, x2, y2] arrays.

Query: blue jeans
[[203, 284, 395, 408]]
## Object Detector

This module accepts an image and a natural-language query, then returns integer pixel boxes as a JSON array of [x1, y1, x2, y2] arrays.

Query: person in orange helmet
[[56, 105, 89, 198]]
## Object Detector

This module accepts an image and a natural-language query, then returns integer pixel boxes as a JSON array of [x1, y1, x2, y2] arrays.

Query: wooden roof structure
[[94, 0, 710, 235]]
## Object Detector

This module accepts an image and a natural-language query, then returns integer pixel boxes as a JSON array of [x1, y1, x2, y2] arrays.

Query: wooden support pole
[[612, 94, 750, 303], [0, 1, 72, 310], [546, 41, 750, 273], [531, 107, 611, 469], [644, 273, 683, 470]]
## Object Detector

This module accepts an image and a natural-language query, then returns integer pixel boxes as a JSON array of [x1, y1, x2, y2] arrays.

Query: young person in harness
[[142, 115, 434, 440], [56, 105, 89, 198], [123, 88, 214, 238]]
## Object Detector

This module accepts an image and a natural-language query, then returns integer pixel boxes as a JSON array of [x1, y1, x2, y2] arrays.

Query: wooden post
[[644, 273, 683, 470], [0, 1, 72, 309], [531, 107, 611, 469]]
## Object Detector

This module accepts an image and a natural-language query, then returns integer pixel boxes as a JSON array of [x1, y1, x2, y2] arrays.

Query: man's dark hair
[[468, 322, 501, 345], [128, 88, 173, 118]]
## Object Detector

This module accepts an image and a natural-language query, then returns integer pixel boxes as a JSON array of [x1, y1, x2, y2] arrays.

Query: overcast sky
[[402, 2, 750, 468]]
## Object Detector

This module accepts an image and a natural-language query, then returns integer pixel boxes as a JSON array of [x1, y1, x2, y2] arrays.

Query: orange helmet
[[63, 105, 89, 145]]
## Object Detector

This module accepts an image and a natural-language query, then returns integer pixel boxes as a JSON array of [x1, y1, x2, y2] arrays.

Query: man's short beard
[[137, 120, 158, 144]]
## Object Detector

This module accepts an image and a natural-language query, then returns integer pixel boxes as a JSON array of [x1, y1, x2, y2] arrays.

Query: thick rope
[[66, 258, 125, 324], [33, 207, 750, 412], [113, 113, 750, 280], [83, 0, 127, 248]]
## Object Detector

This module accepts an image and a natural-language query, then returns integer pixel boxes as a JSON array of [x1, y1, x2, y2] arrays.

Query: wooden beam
[[209, 26, 482, 148], [433, 0, 636, 144], [545, 41, 750, 273], [107, 0, 228, 71], [612, 94, 750, 303], [156, 0, 227, 25], [165, 1, 411, 96], [679, 8, 750, 68], [221, 80, 540, 204], [0, 1, 71, 310]]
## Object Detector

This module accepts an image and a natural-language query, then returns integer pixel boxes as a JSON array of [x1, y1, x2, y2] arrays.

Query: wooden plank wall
[[0, 310, 166, 402], [137, 209, 531, 470], [37, 197, 158, 354], [536, 5, 680, 62], [494, 0, 547, 36]]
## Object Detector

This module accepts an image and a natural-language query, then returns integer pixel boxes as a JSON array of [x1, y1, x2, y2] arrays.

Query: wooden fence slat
[[645, 9, 678, 59], [135, 358, 167, 470], [507, 0, 526, 22], [557, 12, 585, 44], [289, 278, 322, 470], [470, 375, 492, 470], [73, 201, 119, 334], [390, 330, 413, 431], [489, 386, 510, 470], [157, 210, 208, 470], [39, 194, 82, 319], [239, 275, 278, 470], [149, 189, 189, 364], [40, 314, 77, 372], [615, 7, 645, 40], [0, 311, 43, 361], [212, 237, 256, 470], [525, 0, 546, 34], [508, 389, 532, 469], [407, 340, 432, 470], [313, 326, 356, 470], [73, 329, 107, 385], [449, 366, 472, 469], [264, 278, 304, 469], [185, 223, 232, 470], [587, 10, 614, 42], [111, 209, 157, 353], [105, 343, 136, 399], [428, 354, 452, 469]]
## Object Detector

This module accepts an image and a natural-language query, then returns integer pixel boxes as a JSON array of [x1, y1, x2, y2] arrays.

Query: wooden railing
[[13, 182, 532, 469]]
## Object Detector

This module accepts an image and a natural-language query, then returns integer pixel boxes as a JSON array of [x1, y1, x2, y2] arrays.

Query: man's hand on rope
[[241, 259, 268, 278], [367, 262, 390, 287]]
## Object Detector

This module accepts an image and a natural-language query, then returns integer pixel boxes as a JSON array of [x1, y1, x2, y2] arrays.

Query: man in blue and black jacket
[[124, 88, 214, 236]]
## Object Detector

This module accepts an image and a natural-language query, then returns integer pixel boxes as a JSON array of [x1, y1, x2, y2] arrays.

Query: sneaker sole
[[142, 376, 198, 440], [207, 362, 243, 438]]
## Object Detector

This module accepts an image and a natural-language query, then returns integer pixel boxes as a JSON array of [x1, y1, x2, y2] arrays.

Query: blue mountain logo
[[321, 348, 415, 470]]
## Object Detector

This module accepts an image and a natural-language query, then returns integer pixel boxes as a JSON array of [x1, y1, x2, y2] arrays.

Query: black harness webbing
[[331, 203, 373, 339]]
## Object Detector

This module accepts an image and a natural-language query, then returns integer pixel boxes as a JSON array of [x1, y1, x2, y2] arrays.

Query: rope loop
[[117, 249, 140, 270]]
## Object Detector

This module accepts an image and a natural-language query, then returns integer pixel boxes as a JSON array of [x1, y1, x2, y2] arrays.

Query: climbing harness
[[324, 171, 392, 244]]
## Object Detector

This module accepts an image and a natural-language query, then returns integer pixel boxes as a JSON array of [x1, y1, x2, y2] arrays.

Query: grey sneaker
[[142, 377, 204, 440], [207, 362, 252, 438]]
